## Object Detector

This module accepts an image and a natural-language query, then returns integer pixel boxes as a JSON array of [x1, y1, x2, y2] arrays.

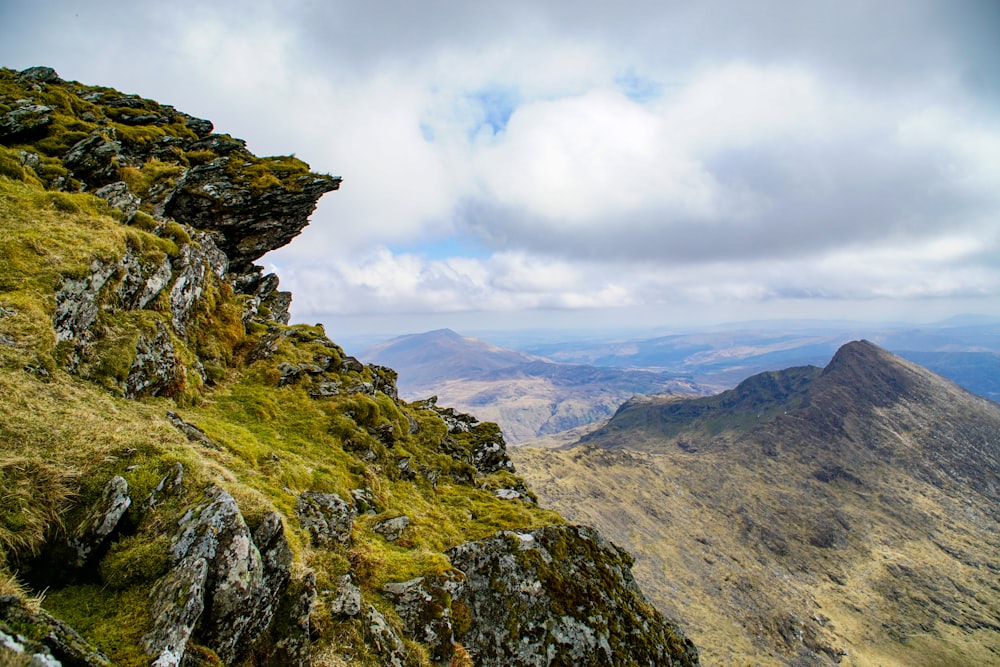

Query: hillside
[[0, 66, 698, 667], [514, 341, 1000, 666], [363, 330, 704, 442]]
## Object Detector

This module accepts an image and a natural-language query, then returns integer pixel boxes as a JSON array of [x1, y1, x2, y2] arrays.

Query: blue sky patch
[[615, 70, 663, 104], [467, 86, 521, 137]]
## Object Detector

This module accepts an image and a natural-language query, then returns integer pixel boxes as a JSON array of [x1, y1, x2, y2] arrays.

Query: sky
[[2, 1, 999, 342]]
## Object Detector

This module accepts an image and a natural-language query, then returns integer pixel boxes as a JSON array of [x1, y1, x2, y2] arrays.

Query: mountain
[[0, 66, 697, 667], [363, 329, 706, 443], [516, 323, 1000, 401], [361, 328, 540, 388], [513, 341, 1000, 666]]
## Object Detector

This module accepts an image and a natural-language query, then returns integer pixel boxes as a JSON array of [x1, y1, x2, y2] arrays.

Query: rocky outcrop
[[447, 525, 699, 667], [295, 491, 355, 547], [67, 476, 131, 569], [164, 159, 339, 270], [144, 486, 292, 666], [0, 595, 114, 667], [382, 573, 463, 664]]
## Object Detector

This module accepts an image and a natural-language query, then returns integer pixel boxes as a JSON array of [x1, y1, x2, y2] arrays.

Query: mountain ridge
[[514, 340, 1000, 665]]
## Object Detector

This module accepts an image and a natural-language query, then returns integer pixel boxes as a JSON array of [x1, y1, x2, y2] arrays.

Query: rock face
[[447, 525, 699, 667], [144, 486, 292, 666], [165, 159, 339, 270]]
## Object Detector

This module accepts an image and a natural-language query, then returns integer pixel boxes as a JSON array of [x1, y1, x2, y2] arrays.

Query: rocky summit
[[0, 67, 697, 666], [514, 340, 1000, 666]]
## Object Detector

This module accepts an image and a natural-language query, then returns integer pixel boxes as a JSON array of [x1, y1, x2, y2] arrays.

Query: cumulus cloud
[[2, 0, 998, 332]]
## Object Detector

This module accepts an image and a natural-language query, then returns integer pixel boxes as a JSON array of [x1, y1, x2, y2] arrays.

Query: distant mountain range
[[362, 328, 705, 442], [513, 341, 1000, 665], [362, 321, 1000, 443]]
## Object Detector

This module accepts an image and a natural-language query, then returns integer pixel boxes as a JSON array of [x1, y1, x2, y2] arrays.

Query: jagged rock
[[328, 574, 362, 617], [362, 605, 406, 667], [67, 476, 130, 568], [309, 379, 342, 398], [53, 259, 117, 343], [446, 525, 700, 667], [146, 486, 292, 666], [372, 516, 409, 543], [0, 101, 53, 142], [165, 412, 218, 449], [368, 364, 399, 400], [93, 181, 140, 217], [382, 573, 463, 664], [265, 571, 317, 667], [116, 248, 173, 311], [163, 159, 340, 269], [144, 557, 207, 667], [124, 321, 180, 398], [295, 491, 355, 547], [469, 427, 515, 475], [63, 131, 122, 187], [0, 595, 114, 667], [18, 66, 61, 84], [169, 234, 229, 336], [340, 356, 365, 374]]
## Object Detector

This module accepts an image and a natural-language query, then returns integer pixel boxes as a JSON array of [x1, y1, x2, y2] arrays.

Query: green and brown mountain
[[363, 328, 705, 443], [514, 340, 1000, 666], [0, 66, 697, 667]]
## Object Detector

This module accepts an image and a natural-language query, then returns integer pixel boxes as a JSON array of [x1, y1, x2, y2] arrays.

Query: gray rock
[[362, 604, 406, 667], [164, 159, 340, 270], [116, 248, 173, 311], [144, 557, 208, 667], [446, 525, 700, 667], [146, 486, 292, 666], [67, 476, 130, 568], [18, 66, 61, 83], [169, 234, 229, 336], [0, 594, 114, 667], [53, 259, 117, 343], [296, 491, 355, 547], [93, 181, 140, 217], [265, 571, 317, 667], [165, 412, 218, 449], [372, 516, 409, 543], [0, 102, 52, 142], [328, 574, 362, 617], [350, 487, 381, 515], [469, 427, 515, 475], [382, 573, 463, 664], [124, 321, 180, 398], [63, 131, 122, 187]]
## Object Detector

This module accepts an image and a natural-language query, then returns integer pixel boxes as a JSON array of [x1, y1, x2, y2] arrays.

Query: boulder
[[145, 486, 292, 666], [446, 525, 700, 667], [382, 573, 463, 664], [295, 491, 355, 547], [67, 476, 130, 568], [0, 595, 114, 667]]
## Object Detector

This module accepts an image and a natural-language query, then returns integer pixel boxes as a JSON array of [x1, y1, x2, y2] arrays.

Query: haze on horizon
[[2, 1, 998, 338]]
